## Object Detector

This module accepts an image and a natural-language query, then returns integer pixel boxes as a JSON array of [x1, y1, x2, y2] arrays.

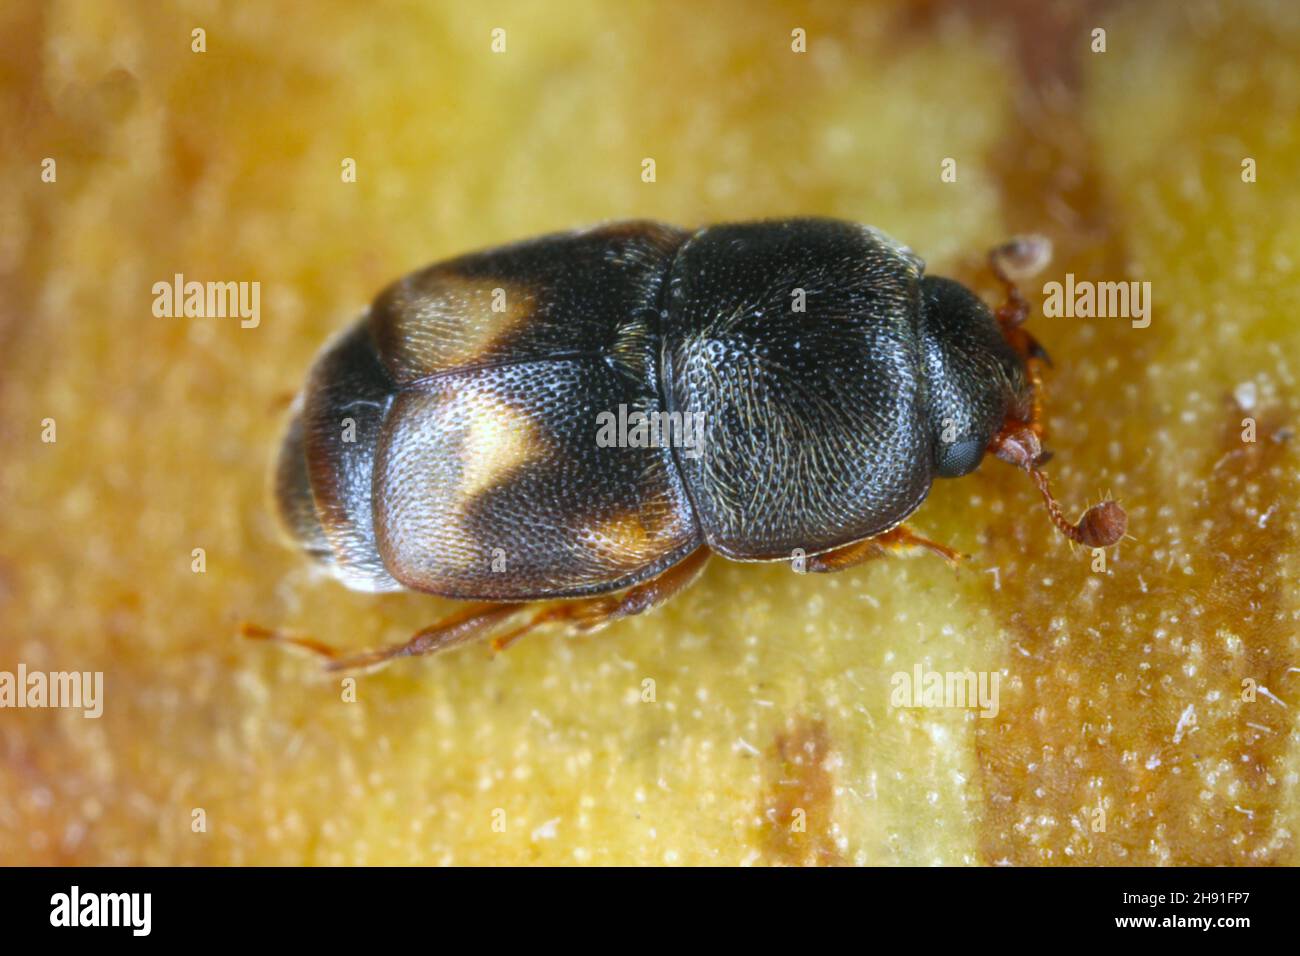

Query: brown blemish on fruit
[[904, 0, 1129, 279], [755, 717, 845, 866], [900, 0, 1116, 94], [974, 404, 1299, 864]]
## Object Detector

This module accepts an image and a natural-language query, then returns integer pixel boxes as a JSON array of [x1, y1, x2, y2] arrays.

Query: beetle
[[253, 218, 1126, 669]]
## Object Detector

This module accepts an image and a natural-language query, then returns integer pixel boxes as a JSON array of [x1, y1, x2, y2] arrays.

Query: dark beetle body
[[276, 218, 1031, 601]]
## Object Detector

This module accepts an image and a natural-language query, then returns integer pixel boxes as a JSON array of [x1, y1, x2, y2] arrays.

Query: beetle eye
[[936, 438, 985, 478]]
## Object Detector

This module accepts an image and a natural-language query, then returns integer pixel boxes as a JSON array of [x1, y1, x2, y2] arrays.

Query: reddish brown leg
[[489, 546, 712, 651], [242, 547, 712, 670], [241, 601, 527, 671], [803, 524, 963, 573], [984, 236, 1127, 548], [989, 236, 1053, 430]]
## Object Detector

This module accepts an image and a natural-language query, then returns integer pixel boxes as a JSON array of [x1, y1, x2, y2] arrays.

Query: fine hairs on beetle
[[245, 218, 1128, 669]]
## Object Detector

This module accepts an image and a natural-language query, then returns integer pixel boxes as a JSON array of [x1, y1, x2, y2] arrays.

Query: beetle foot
[[803, 525, 964, 573], [242, 602, 527, 672], [240, 621, 344, 659]]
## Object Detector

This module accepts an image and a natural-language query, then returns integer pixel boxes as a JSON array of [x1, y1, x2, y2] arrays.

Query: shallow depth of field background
[[1, 0, 1298, 864]]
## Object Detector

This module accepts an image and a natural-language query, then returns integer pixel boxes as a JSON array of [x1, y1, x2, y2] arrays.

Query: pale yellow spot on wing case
[[456, 393, 540, 500], [384, 275, 539, 379]]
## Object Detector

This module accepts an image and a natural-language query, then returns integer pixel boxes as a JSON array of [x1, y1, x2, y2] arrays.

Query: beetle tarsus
[[240, 621, 343, 660], [804, 525, 963, 573], [242, 603, 527, 671]]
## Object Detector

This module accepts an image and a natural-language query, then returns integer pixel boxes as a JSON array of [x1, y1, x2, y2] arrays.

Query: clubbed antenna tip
[[1028, 467, 1127, 548], [1075, 499, 1128, 548]]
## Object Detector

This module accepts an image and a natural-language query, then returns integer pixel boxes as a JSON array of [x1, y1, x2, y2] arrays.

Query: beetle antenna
[[989, 424, 1127, 548], [1028, 467, 1127, 548]]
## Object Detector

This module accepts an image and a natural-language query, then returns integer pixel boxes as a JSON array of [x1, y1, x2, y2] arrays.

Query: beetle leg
[[989, 236, 1054, 381], [244, 548, 713, 668], [988, 421, 1127, 548], [989, 240, 1051, 447], [488, 546, 712, 652], [241, 601, 527, 671], [984, 238, 1128, 548], [803, 525, 963, 574]]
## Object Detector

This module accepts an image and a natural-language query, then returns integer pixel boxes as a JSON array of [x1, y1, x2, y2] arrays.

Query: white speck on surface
[[1258, 686, 1289, 708], [531, 818, 560, 841], [1172, 704, 1197, 745]]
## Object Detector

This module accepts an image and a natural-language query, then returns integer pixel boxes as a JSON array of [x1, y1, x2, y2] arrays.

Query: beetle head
[[918, 276, 1032, 479]]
